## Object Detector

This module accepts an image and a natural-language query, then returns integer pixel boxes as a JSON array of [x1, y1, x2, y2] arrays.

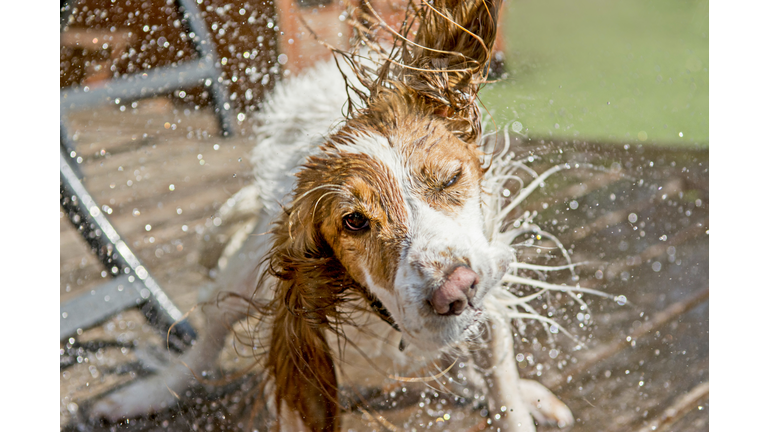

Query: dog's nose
[[430, 266, 479, 315]]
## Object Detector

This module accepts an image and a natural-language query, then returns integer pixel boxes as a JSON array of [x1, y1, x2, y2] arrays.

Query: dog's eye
[[443, 171, 461, 188], [343, 212, 370, 232]]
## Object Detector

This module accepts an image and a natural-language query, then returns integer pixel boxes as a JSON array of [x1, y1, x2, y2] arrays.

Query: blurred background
[[60, 0, 709, 145], [60, 0, 708, 430], [483, 0, 708, 146]]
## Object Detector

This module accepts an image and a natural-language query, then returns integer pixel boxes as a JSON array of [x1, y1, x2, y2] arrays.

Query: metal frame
[[59, 0, 236, 347], [60, 148, 195, 348]]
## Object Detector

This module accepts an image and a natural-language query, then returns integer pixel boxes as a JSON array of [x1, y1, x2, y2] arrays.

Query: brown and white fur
[[92, 1, 581, 430]]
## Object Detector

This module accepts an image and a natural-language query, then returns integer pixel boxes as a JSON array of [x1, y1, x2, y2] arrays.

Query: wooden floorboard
[[60, 100, 709, 431]]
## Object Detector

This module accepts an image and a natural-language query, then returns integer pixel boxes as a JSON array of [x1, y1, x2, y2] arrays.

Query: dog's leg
[[519, 379, 574, 428], [472, 313, 536, 432], [90, 211, 274, 421]]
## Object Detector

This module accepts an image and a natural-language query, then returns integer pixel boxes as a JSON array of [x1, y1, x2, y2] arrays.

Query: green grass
[[480, 0, 708, 147]]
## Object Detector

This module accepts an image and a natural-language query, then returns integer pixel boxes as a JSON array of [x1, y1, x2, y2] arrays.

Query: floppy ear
[[403, 0, 501, 142], [391, 0, 501, 142], [261, 175, 357, 432], [338, 0, 501, 143], [267, 295, 339, 431], [264, 218, 339, 431]]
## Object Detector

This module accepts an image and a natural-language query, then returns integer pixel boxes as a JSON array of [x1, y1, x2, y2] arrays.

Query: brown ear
[[348, 0, 501, 143], [267, 293, 339, 431], [402, 0, 501, 95], [403, 0, 501, 141], [261, 185, 355, 431]]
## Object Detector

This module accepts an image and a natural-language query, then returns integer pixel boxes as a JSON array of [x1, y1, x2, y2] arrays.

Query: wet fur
[[259, 3, 504, 428], [91, 1, 581, 430]]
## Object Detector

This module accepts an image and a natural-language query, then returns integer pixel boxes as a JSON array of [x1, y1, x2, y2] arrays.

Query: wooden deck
[[60, 98, 709, 431]]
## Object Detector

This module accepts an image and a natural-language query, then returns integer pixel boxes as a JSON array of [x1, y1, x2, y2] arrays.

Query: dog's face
[[291, 105, 510, 352]]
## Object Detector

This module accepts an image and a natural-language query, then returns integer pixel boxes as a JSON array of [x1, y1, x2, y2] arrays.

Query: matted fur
[[253, 1, 507, 429], [246, 0, 579, 430], [91, 1, 602, 430]]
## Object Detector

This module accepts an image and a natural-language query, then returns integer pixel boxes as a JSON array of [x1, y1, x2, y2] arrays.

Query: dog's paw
[[89, 361, 199, 423], [89, 375, 178, 421], [519, 379, 575, 429]]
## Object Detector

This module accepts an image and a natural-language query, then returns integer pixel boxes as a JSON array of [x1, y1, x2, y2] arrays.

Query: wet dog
[[93, 1, 578, 430]]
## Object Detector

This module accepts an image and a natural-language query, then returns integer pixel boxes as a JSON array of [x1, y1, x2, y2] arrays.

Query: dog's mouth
[[361, 276, 491, 352], [397, 301, 487, 352], [461, 306, 485, 330]]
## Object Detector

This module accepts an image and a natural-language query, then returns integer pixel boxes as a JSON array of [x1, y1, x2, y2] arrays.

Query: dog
[[92, 1, 583, 430]]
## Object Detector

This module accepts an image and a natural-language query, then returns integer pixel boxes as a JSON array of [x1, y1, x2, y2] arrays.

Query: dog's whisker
[[388, 358, 457, 383], [509, 311, 587, 349], [502, 274, 614, 300], [506, 262, 591, 272], [495, 163, 571, 222]]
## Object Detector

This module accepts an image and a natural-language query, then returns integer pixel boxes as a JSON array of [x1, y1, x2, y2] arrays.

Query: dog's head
[[263, 0, 504, 428], [286, 96, 510, 351]]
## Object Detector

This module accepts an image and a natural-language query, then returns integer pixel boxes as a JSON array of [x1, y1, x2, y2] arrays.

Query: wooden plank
[[60, 103, 709, 430]]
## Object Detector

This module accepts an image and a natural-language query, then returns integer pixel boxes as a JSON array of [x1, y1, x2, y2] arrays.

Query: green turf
[[480, 0, 708, 147]]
